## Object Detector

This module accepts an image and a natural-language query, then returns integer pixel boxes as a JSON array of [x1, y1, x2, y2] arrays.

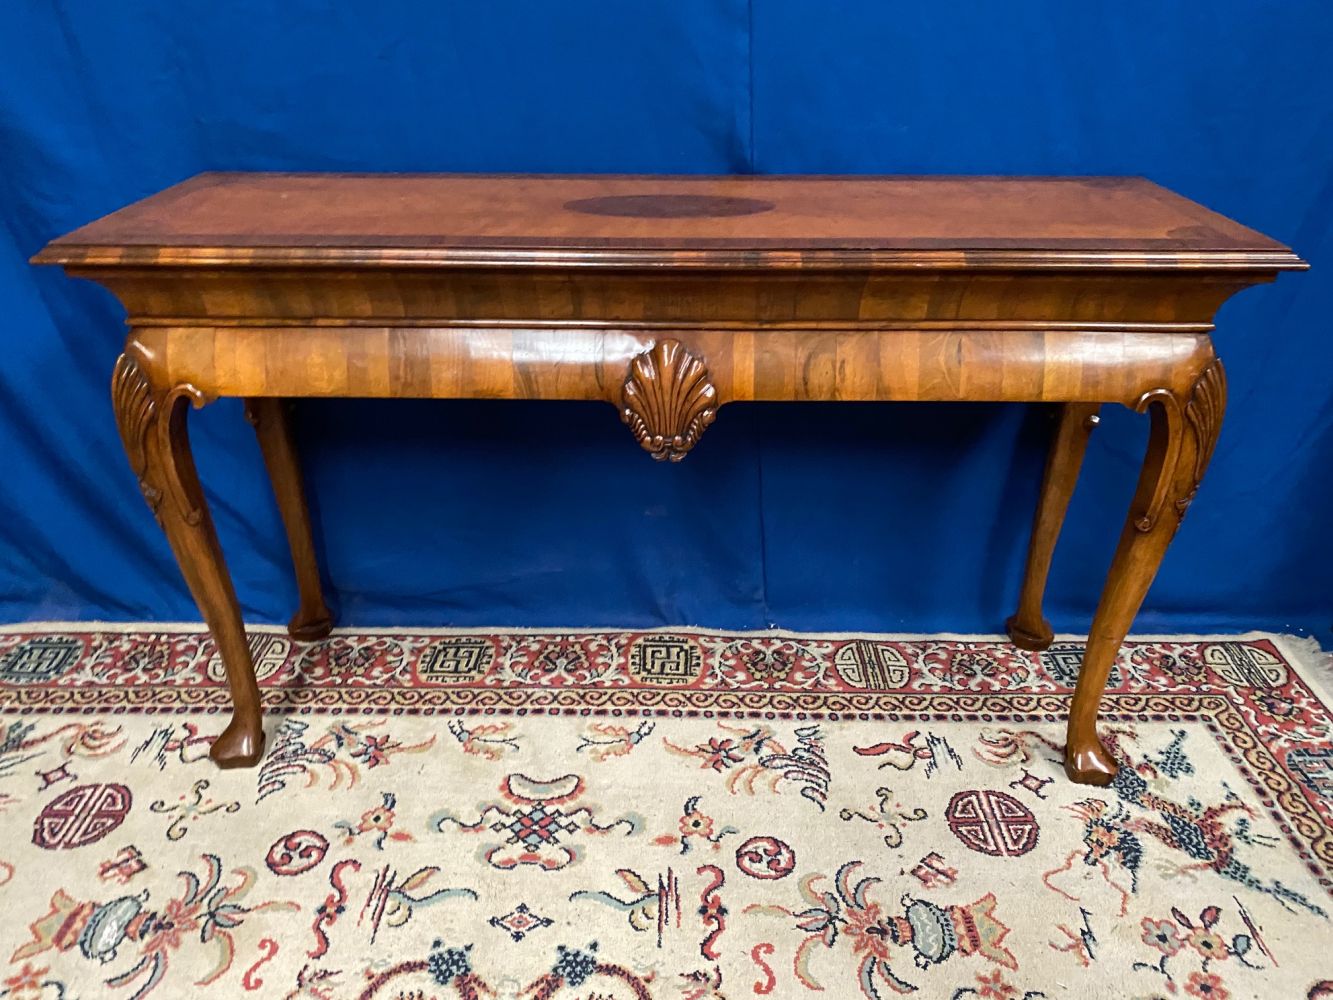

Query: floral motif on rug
[[0, 626, 1330, 999]]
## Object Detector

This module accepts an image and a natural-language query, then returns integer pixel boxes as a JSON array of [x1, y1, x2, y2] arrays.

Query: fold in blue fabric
[[1, 1, 1330, 638]]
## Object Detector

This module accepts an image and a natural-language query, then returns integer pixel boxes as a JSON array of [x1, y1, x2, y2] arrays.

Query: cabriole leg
[[112, 351, 265, 768], [1066, 359, 1226, 784], [245, 398, 333, 640], [1007, 402, 1101, 651]]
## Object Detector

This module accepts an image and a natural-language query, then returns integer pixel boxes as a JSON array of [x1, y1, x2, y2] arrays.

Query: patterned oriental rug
[[0, 626, 1330, 1000]]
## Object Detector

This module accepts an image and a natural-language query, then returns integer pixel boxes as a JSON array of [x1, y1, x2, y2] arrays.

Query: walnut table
[[34, 173, 1306, 784]]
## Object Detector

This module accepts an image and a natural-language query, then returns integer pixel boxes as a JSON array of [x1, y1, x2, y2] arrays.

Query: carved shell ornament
[[620, 339, 718, 461]]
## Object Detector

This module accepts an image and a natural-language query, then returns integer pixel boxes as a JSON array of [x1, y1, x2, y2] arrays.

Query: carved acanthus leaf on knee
[[1176, 358, 1226, 516], [1131, 357, 1227, 534], [111, 352, 212, 526]]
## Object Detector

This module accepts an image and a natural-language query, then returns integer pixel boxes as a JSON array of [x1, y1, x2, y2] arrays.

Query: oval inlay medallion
[[564, 194, 775, 218]]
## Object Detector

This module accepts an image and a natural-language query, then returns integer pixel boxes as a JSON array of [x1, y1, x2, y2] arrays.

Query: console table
[[34, 173, 1305, 784]]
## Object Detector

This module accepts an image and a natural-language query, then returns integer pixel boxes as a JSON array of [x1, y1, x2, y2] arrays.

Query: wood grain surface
[[34, 173, 1304, 270], [35, 172, 1306, 785]]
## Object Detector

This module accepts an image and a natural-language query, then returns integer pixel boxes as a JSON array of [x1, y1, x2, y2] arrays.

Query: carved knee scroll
[[1176, 358, 1226, 517], [620, 339, 718, 461], [112, 352, 211, 525], [1130, 358, 1226, 534]]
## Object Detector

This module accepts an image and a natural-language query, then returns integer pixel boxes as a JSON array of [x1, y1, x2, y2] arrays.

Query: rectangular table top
[[36, 173, 1303, 272]]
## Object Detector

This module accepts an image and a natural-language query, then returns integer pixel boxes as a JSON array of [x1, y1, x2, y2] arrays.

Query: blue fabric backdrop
[[2, 2, 1330, 640]]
